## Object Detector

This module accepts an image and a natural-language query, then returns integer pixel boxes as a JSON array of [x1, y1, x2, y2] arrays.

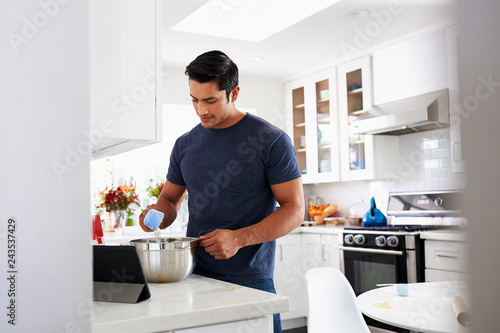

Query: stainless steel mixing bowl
[[130, 237, 198, 283]]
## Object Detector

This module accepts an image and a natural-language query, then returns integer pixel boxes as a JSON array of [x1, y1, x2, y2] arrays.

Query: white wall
[[458, 0, 500, 331], [163, 66, 286, 130], [0, 1, 91, 331]]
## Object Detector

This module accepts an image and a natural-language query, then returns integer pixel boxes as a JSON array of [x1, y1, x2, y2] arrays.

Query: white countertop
[[101, 226, 186, 245], [420, 229, 468, 242], [92, 274, 290, 333], [298, 224, 468, 242], [104, 225, 467, 244], [299, 224, 345, 234]]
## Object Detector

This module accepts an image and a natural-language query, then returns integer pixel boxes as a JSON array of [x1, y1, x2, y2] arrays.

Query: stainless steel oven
[[340, 190, 464, 333], [341, 230, 421, 294]]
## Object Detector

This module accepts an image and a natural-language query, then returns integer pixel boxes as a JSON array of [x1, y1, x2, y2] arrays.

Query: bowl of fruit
[[308, 204, 338, 224]]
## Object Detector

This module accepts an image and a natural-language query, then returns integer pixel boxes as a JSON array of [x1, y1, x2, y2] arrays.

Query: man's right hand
[[138, 181, 185, 232], [138, 204, 158, 232]]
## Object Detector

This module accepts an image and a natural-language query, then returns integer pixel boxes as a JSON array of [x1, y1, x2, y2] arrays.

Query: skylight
[[171, 0, 341, 42]]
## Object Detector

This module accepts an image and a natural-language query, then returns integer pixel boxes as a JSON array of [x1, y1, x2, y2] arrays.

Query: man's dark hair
[[185, 50, 239, 100]]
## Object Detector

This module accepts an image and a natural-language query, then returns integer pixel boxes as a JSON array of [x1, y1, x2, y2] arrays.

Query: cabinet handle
[[452, 141, 462, 162], [437, 254, 458, 259], [322, 244, 327, 261], [279, 244, 283, 261]]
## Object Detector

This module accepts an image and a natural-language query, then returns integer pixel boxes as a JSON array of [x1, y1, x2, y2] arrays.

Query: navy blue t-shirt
[[167, 113, 301, 280]]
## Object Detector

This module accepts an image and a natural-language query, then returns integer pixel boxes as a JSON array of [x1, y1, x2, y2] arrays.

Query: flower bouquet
[[96, 183, 140, 229]]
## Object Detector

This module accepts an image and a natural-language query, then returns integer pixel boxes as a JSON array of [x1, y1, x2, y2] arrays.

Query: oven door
[[340, 246, 410, 296]]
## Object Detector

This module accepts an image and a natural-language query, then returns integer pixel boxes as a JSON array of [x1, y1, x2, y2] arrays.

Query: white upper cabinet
[[446, 26, 465, 173], [372, 27, 465, 173], [337, 56, 399, 181], [286, 68, 340, 184], [372, 29, 449, 105], [90, 0, 162, 159]]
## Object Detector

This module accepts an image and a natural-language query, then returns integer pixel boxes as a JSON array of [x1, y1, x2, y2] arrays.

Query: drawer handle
[[437, 254, 458, 259]]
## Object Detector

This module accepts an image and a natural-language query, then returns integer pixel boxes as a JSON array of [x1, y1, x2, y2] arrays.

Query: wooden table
[[355, 281, 471, 333]]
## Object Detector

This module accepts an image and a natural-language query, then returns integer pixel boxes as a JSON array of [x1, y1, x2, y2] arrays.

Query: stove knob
[[387, 235, 399, 247], [354, 234, 366, 245], [375, 235, 387, 247], [344, 234, 354, 245]]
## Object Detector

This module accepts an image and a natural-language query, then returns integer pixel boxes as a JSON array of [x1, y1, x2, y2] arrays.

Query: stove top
[[343, 224, 458, 232], [342, 224, 459, 249]]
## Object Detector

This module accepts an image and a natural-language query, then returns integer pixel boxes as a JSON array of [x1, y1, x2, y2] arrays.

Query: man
[[139, 50, 304, 332]]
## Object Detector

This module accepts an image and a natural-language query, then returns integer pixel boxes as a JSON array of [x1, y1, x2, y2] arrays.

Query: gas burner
[[344, 224, 458, 232]]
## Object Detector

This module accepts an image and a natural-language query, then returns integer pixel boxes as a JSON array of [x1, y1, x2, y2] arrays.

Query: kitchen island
[[92, 274, 290, 333]]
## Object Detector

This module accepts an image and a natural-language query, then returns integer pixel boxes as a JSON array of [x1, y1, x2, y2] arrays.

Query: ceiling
[[162, 0, 457, 80]]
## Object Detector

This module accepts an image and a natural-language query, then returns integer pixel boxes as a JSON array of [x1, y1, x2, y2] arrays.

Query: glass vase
[[111, 210, 125, 230]]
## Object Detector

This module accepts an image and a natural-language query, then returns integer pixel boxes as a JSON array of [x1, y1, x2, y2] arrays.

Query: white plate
[[301, 221, 318, 227]]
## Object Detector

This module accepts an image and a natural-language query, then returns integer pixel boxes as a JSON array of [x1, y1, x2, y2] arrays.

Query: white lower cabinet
[[425, 239, 469, 282], [425, 268, 468, 283], [301, 233, 340, 270], [321, 234, 340, 269], [274, 232, 341, 327], [274, 234, 307, 321]]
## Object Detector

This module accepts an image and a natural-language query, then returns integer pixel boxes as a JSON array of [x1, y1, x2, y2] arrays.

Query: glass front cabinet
[[337, 56, 398, 181], [286, 68, 340, 184]]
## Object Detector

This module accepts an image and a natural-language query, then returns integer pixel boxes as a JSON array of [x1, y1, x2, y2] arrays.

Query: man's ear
[[230, 86, 240, 103]]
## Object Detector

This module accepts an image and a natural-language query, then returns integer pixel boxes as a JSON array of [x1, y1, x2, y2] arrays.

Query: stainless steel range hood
[[350, 89, 449, 135]]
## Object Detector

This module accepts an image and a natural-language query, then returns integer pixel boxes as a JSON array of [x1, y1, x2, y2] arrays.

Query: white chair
[[305, 267, 371, 333]]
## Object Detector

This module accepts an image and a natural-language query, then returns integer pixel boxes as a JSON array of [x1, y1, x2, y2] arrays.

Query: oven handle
[[339, 246, 404, 256]]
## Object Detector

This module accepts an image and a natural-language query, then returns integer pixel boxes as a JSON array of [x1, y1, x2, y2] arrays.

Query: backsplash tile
[[424, 159, 440, 169], [431, 167, 449, 178], [431, 148, 448, 159], [422, 138, 439, 150], [398, 128, 462, 189]]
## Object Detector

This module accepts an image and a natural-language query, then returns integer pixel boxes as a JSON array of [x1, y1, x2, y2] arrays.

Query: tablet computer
[[93, 245, 151, 303]]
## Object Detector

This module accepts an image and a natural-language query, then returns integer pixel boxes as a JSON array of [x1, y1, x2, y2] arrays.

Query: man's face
[[189, 80, 236, 129]]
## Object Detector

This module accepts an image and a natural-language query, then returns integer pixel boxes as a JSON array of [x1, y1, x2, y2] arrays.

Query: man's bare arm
[[199, 177, 304, 259], [138, 180, 187, 232]]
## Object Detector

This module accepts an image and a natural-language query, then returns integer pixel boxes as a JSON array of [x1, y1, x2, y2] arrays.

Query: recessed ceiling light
[[246, 56, 263, 62], [172, 0, 341, 42], [342, 9, 369, 20]]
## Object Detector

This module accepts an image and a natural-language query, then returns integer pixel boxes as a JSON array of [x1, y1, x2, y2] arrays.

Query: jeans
[[223, 278, 282, 333]]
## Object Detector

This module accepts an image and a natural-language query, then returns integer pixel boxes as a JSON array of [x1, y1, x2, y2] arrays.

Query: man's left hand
[[199, 229, 241, 259]]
